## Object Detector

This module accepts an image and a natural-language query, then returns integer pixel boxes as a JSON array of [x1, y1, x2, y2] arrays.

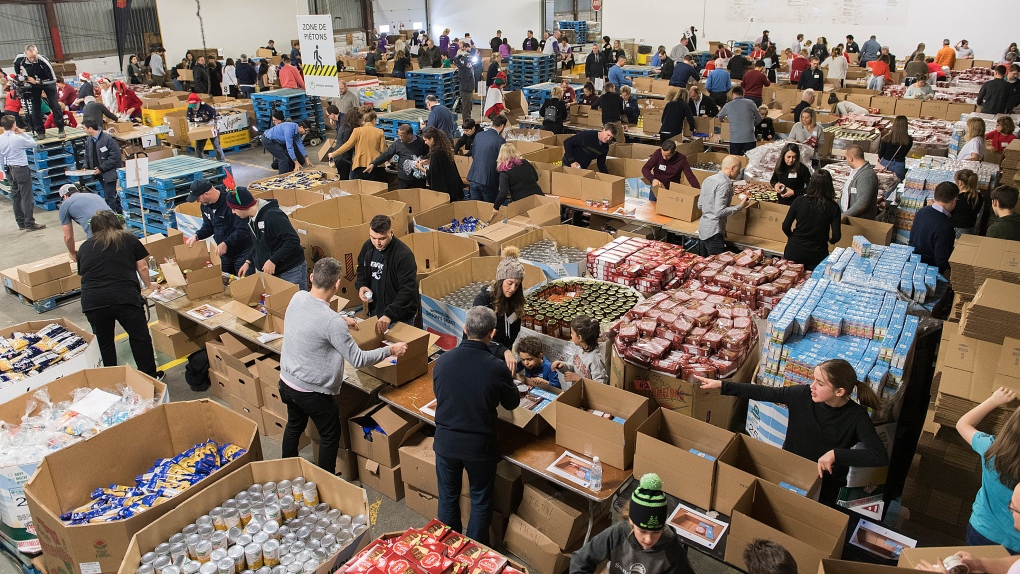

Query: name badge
[[659, 164, 667, 171], [788, 172, 797, 178], [99, 146, 108, 152], [258, 221, 265, 230]]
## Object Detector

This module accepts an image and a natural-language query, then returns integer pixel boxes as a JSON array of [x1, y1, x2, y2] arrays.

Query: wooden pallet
[[4, 285, 82, 313]]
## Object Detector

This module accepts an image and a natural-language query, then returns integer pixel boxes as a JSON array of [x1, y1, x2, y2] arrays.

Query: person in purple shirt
[[377, 33, 388, 54], [439, 29, 451, 55]]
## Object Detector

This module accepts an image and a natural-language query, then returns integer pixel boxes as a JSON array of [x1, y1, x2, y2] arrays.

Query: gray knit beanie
[[496, 246, 525, 281]]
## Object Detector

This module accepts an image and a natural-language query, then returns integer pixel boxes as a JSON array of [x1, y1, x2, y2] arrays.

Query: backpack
[[185, 349, 211, 391], [544, 103, 559, 122]]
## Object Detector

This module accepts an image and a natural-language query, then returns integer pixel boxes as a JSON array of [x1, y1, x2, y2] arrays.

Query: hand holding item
[[817, 449, 836, 478], [390, 341, 408, 357], [375, 315, 392, 334]]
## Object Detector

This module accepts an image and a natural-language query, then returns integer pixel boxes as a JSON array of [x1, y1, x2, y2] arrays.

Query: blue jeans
[[469, 182, 496, 203], [220, 252, 248, 276], [392, 71, 406, 79], [240, 86, 255, 99], [276, 262, 309, 290], [436, 454, 498, 545], [172, 79, 183, 91], [967, 523, 1020, 554], [729, 141, 757, 156]]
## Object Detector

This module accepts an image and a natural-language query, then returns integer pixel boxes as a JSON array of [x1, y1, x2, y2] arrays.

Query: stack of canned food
[[439, 281, 490, 309], [523, 278, 641, 340], [134, 477, 369, 574], [519, 240, 588, 266]]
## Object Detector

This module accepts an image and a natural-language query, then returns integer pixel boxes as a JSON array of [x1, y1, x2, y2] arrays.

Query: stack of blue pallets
[[521, 82, 585, 111], [732, 41, 754, 53], [116, 156, 231, 236], [251, 89, 309, 131], [26, 128, 99, 211], [305, 95, 327, 134], [691, 51, 713, 68], [376, 108, 444, 140], [621, 65, 658, 77], [406, 69, 458, 108], [508, 54, 555, 91], [556, 21, 589, 44]]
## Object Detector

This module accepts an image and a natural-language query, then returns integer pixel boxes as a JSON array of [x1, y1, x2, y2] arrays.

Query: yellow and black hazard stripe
[[303, 64, 338, 76]]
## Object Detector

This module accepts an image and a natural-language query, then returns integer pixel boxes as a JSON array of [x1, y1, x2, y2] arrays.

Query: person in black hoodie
[[370, 124, 429, 189], [454, 119, 478, 155], [432, 305, 520, 545], [235, 56, 258, 99], [563, 124, 618, 173], [592, 81, 624, 124], [539, 86, 569, 133], [585, 44, 605, 79], [227, 187, 307, 290], [660, 87, 696, 141], [185, 178, 252, 275], [658, 55, 675, 81], [355, 215, 420, 334]]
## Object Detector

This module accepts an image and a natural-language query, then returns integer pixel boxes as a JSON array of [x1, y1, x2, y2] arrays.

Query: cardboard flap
[[161, 262, 187, 287], [222, 300, 269, 324], [364, 458, 380, 475], [173, 242, 214, 270], [370, 405, 412, 436]]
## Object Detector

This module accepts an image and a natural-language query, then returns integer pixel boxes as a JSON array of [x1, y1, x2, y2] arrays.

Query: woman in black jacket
[[391, 50, 411, 78], [811, 37, 829, 63], [770, 143, 812, 205], [419, 127, 464, 201], [539, 86, 569, 133], [659, 87, 696, 142], [493, 144, 544, 210], [473, 246, 526, 352], [780, 170, 842, 270], [486, 54, 501, 88], [332, 106, 362, 180]]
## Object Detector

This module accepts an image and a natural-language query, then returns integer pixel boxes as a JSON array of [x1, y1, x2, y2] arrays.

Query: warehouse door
[[310, 0, 363, 31]]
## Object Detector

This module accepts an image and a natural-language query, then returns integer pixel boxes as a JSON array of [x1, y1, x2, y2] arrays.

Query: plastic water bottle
[[590, 456, 603, 492]]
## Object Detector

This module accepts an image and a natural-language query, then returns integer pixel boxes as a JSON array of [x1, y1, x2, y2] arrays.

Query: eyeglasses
[[1010, 502, 1020, 515]]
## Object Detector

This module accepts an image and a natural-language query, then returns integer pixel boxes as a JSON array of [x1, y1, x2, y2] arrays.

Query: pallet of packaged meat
[[586, 237, 699, 294], [345, 520, 529, 574]]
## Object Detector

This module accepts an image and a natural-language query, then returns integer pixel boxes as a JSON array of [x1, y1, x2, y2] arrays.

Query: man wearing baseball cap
[[225, 186, 307, 290], [186, 93, 225, 162], [571, 473, 696, 574], [184, 177, 251, 275], [58, 183, 111, 259]]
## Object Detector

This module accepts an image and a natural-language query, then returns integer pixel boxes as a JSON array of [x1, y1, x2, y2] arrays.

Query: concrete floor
[[0, 144, 735, 574]]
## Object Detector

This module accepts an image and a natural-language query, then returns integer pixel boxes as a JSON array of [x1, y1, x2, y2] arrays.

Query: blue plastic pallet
[[251, 88, 308, 101], [26, 154, 75, 169], [126, 216, 174, 236], [33, 198, 60, 211], [4, 285, 82, 313]]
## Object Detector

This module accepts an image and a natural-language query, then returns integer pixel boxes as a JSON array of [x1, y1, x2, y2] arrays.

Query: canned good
[[244, 542, 263, 570], [257, 568, 272, 574], [285, 563, 302, 574], [170, 533, 187, 545], [291, 478, 306, 502], [228, 545, 246, 574], [199, 563, 217, 574], [245, 523, 262, 536], [276, 481, 291, 499], [296, 526, 311, 542], [352, 515, 367, 527], [197, 516, 214, 528], [302, 560, 318, 574], [153, 556, 171, 574], [216, 559, 235, 574], [262, 482, 278, 498], [265, 504, 282, 523], [301, 483, 318, 507], [235, 492, 250, 504], [263, 494, 277, 506], [253, 532, 269, 545], [337, 515, 352, 529], [352, 524, 367, 536], [272, 567, 286, 574], [210, 549, 228, 563], [296, 550, 313, 564], [181, 562, 201, 574], [170, 543, 188, 563], [183, 524, 200, 537], [137, 565, 156, 574], [263, 521, 280, 540], [210, 531, 229, 551], [164, 566, 180, 574], [236, 534, 253, 548], [142, 553, 159, 565], [315, 519, 330, 531], [223, 499, 237, 509], [227, 526, 244, 545], [187, 534, 203, 560], [155, 542, 172, 557], [247, 485, 263, 498], [238, 503, 253, 526], [313, 503, 329, 518], [290, 542, 306, 555], [296, 507, 311, 519], [263, 539, 281, 567], [195, 540, 213, 564], [198, 525, 216, 539], [321, 534, 336, 548]]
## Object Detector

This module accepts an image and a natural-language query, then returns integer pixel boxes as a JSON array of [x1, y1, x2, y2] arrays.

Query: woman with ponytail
[[950, 168, 984, 238], [473, 246, 527, 372], [695, 358, 888, 505], [551, 314, 608, 387]]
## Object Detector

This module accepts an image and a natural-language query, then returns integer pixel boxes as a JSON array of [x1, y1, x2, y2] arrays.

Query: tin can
[[296, 526, 311, 542], [141, 553, 158, 565], [247, 485, 263, 498], [272, 567, 286, 574], [337, 515, 352, 529], [170, 533, 187, 545], [228, 546, 246, 574], [280, 496, 298, 520], [197, 516, 214, 528], [263, 521, 280, 540], [170, 543, 188, 563], [153, 556, 171, 574], [320, 534, 336, 548], [285, 564, 302, 574], [186, 534, 203, 560], [302, 560, 317, 574], [223, 499, 237, 509], [216, 559, 235, 574], [198, 525, 216, 539], [163, 567, 180, 574], [181, 562, 201, 574], [223, 509, 241, 530], [155, 543, 172, 557], [199, 564, 217, 574], [244, 543, 263, 570], [257, 568, 271, 574], [277, 480, 291, 497], [238, 503, 253, 526], [137, 565, 155, 574], [252, 532, 269, 545], [210, 508, 226, 531], [195, 540, 213, 564], [265, 504, 282, 523], [210, 549, 228, 563], [943, 556, 969, 574], [211, 531, 229, 551], [352, 515, 367, 527], [250, 502, 266, 518], [183, 524, 200, 537], [245, 523, 263, 536], [352, 524, 367, 536], [237, 534, 253, 548], [301, 483, 318, 506], [262, 540, 281, 567], [235, 492, 250, 504], [291, 478, 306, 502]]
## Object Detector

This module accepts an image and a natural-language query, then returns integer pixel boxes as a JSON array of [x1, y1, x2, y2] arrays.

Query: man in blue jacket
[[466, 114, 507, 202], [235, 55, 258, 99], [185, 178, 252, 275], [608, 56, 632, 88], [261, 120, 311, 173], [426, 95, 457, 141], [433, 305, 520, 545], [909, 181, 958, 274], [669, 55, 699, 88]]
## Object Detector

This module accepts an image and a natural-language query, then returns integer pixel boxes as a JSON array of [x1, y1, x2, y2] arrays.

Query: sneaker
[[32, 133, 45, 140], [24, 223, 46, 231], [57, 129, 66, 138], [155, 370, 165, 381]]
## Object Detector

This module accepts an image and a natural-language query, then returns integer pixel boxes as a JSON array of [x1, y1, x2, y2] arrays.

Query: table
[[110, 126, 165, 150], [379, 369, 632, 543], [516, 117, 661, 143], [559, 196, 675, 228], [152, 285, 388, 394]]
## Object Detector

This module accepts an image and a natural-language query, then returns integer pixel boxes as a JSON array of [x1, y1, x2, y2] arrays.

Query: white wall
[[373, 0, 426, 36], [155, 0, 309, 62], [599, 0, 1012, 63], [427, 0, 543, 49]]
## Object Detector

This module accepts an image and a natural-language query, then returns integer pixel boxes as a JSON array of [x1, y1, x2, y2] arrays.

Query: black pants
[[220, 252, 248, 276], [279, 382, 342, 474], [352, 166, 386, 182], [729, 141, 757, 156], [29, 84, 63, 135], [84, 303, 158, 376], [748, 96, 763, 107], [398, 177, 427, 189], [436, 453, 498, 545], [709, 91, 728, 107], [333, 157, 352, 180], [263, 138, 295, 173], [100, 178, 122, 213], [702, 232, 728, 255]]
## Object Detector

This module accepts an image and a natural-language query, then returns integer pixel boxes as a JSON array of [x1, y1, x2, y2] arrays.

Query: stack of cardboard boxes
[[1, 253, 81, 303], [348, 402, 423, 501]]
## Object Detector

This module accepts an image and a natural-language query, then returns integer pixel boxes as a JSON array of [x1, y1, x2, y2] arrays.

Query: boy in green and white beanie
[[570, 473, 696, 574]]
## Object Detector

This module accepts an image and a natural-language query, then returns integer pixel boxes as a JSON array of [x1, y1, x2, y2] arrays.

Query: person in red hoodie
[[789, 52, 810, 83], [1, 83, 25, 128], [44, 103, 77, 129], [641, 139, 700, 201], [113, 81, 143, 119], [741, 60, 772, 107]]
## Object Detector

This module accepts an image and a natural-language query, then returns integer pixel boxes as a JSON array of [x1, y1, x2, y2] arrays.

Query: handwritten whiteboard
[[724, 0, 908, 26]]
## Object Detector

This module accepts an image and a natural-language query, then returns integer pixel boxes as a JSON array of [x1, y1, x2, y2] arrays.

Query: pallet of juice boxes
[[0, 366, 166, 555], [21, 398, 260, 574]]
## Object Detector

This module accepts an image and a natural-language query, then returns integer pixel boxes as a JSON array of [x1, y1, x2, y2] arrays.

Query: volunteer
[[789, 108, 824, 163], [592, 82, 624, 124], [333, 81, 360, 114], [705, 60, 732, 107], [331, 107, 362, 180], [641, 139, 700, 202], [688, 86, 719, 118], [840, 145, 879, 219], [659, 87, 696, 142], [717, 86, 762, 156], [822, 47, 848, 87], [493, 143, 544, 210], [698, 155, 750, 255], [185, 93, 225, 162], [192, 56, 211, 94], [58, 183, 112, 259], [791, 89, 814, 123], [728, 47, 751, 80], [236, 56, 258, 99], [127, 55, 143, 84], [957, 388, 1020, 553], [467, 114, 508, 202], [74, 71, 96, 108], [608, 57, 633, 88], [454, 51, 476, 120], [668, 55, 698, 88], [419, 127, 464, 201], [263, 120, 312, 174], [334, 110, 387, 181], [908, 181, 958, 274], [781, 171, 842, 270], [371, 124, 429, 189], [355, 215, 420, 334], [770, 143, 812, 205], [571, 474, 696, 574], [82, 97, 119, 128], [563, 123, 618, 173], [77, 211, 161, 379], [425, 94, 457, 141], [697, 358, 887, 504], [978, 66, 1011, 114], [988, 186, 1020, 241], [278, 55, 305, 89], [539, 86, 568, 134], [483, 73, 507, 119], [228, 187, 308, 290], [741, 60, 771, 106], [455, 119, 478, 155], [280, 257, 409, 475], [55, 77, 76, 109], [433, 305, 520, 546], [951, 169, 984, 238], [12, 44, 64, 138], [472, 246, 529, 358], [876, 115, 912, 180], [797, 57, 825, 91], [620, 86, 640, 124], [184, 178, 252, 275], [113, 81, 143, 119], [149, 48, 166, 87], [585, 44, 605, 80], [83, 119, 123, 214], [0, 115, 45, 231]]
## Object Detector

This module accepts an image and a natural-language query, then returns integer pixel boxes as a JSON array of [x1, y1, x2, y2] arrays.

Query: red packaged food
[[657, 300, 679, 312], [637, 318, 658, 337], [657, 312, 678, 326], [618, 323, 639, 342], [624, 346, 652, 368], [683, 363, 717, 382], [733, 316, 752, 329], [473, 551, 508, 574], [421, 519, 451, 542], [702, 329, 724, 349], [710, 357, 738, 377], [716, 346, 744, 362], [651, 356, 683, 376], [672, 316, 694, 335], [407, 545, 454, 574], [716, 317, 734, 330], [441, 532, 469, 556], [646, 309, 663, 321]]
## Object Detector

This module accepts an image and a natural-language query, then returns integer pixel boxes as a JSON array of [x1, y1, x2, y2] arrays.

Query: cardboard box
[[260, 407, 312, 450], [654, 184, 702, 221], [379, 188, 451, 224], [26, 400, 261, 574], [290, 195, 407, 300], [412, 201, 492, 234], [550, 166, 596, 200], [349, 319, 433, 386], [159, 243, 223, 300], [634, 408, 735, 510], [404, 483, 439, 518], [212, 333, 267, 405], [358, 455, 404, 500], [0, 318, 103, 406], [920, 100, 949, 118], [937, 333, 1020, 400], [715, 434, 822, 514], [249, 187, 329, 210], [326, 179, 389, 197], [725, 480, 848, 574], [470, 221, 532, 257], [515, 481, 604, 550], [555, 379, 652, 469], [496, 195, 562, 227], [945, 102, 976, 120], [870, 96, 897, 115], [17, 257, 72, 286], [503, 225, 611, 280], [398, 433, 439, 495], [0, 367, 166, 555], [894, 98, 923, 117], [504, 514, 571, 574], [349, 403, 423, 467], [256, 357, 287, 417], [225, 393, 265, 433], [744, 202, 790, 243], [420, 256, 546, 338], [581, 173, 626, 207], [116, 458, 370, 574], [222, 271, 300, 334], [897, 545, 1010, 569], [605, 157, 647, 179], [149, 322, 223, 360]]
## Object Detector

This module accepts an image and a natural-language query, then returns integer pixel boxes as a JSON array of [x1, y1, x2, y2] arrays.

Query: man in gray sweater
[[716, 86, 762, 156], [698, 155, 750, 255], [279, 257, 408, 474]]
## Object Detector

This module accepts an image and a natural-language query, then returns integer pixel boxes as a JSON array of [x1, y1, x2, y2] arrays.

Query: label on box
[[80, 563, 101, 574]]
